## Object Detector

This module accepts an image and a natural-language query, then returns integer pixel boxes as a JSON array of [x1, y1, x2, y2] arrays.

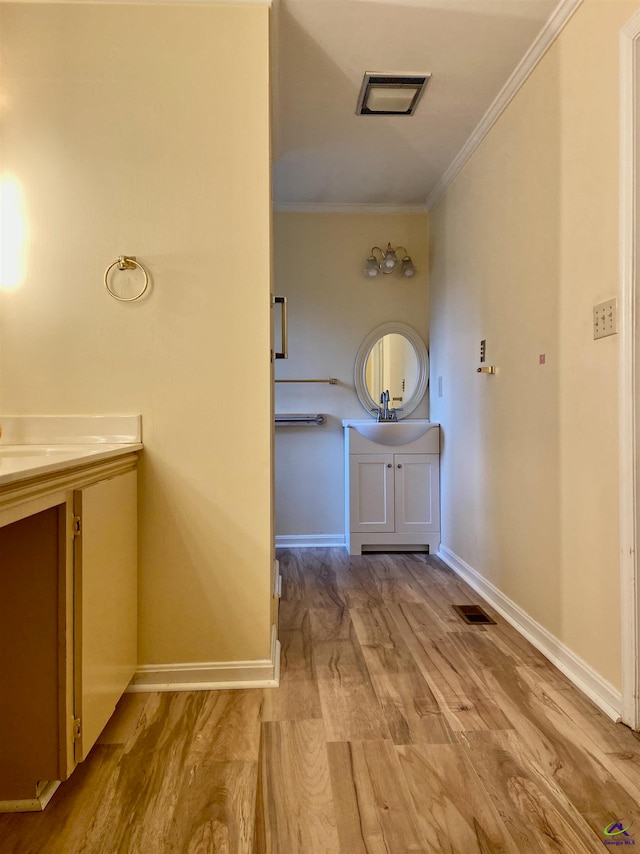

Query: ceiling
[[271, 0, 562, 209]]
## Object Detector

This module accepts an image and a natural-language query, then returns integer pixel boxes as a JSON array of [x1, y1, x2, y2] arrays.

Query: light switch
[[593, 299, 617, 339]]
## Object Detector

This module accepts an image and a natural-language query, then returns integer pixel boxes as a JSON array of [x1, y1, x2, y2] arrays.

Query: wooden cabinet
[[0, 453, 138, 811], [0, 506, 65, 807], [344, 426, 440, 555]]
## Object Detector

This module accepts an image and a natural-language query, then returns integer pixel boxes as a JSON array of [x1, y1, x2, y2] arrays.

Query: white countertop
[[0, 416, 143, 487], [0, 443, 143, 488], [341, 419, 439, 427]]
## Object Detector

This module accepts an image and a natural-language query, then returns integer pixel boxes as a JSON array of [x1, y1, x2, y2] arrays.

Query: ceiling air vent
[[356, 72, 431, 117]]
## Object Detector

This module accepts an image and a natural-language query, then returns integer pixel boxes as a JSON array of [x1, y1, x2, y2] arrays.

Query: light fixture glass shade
[[364, 256, 380, 277], [382, 247, 398, 272], [401, 256, 416, 277]]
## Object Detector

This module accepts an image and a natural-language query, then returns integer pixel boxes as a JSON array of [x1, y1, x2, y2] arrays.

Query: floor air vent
[[453, 605, 496, 625]]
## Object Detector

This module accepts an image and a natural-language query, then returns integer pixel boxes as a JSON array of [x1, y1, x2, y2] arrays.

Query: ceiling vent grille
[[356, 72, 431, 117]]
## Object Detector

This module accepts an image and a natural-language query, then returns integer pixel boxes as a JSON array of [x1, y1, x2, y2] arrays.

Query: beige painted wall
[[429, 0, 638, 690], [0, 3, 273, 665], [274, 211, 428, 540]]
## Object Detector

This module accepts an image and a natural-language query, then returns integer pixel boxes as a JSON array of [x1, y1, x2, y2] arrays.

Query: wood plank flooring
[[259, 551, 640, 853], [1, 548, 639, 853]]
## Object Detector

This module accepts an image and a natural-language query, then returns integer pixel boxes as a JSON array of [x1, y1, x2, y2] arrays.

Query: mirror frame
[[354, 321, 429, 419]]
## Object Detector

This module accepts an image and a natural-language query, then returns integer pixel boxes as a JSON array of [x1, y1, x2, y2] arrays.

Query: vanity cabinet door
[[0, 505, 66, 801], [73, 470, 137, 762], [349, 454, 395, 533], [394, 454, 440, 533]]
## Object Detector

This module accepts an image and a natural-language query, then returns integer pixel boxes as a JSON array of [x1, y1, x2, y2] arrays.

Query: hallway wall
[[0, 2, 273, 672], [429, 0, 637, 695]]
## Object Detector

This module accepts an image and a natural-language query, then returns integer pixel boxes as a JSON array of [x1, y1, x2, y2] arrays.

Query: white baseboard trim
[[276, 534, 346, 549], [128, 626, 281, 693], [438, 544, 622, 722], [0, 781, 60, 814], [273, 202, 427, 215]]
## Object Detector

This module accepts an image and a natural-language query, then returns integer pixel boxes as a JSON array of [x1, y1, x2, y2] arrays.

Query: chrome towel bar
[[275, 414, 326, 426], [275, 378, 338, 384]]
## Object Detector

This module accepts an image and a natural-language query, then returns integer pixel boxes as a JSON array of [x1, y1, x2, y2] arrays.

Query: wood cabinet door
[[73, 471, 137, 762], [394, 454, 440, 533], [349, 454, 395, 533], [0, 505, 65, 800]]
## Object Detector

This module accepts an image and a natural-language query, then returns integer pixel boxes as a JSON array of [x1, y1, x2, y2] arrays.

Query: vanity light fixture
[[364, 244, 416, 278]]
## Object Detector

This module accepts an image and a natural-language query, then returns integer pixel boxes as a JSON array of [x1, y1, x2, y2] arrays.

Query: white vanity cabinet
[[73, 469, 138, 763], [0, 450, 139, 811], [344, 422, 440, 555]]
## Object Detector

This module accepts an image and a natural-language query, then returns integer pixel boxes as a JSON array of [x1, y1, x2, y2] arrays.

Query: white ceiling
[[272, 0, 562, 209]]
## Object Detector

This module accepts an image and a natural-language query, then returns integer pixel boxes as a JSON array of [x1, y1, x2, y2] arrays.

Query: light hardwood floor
[[1, 549, 639, 853]]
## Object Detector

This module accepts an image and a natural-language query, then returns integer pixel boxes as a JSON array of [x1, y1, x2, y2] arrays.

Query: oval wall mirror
[[354, 322, 429, 418]]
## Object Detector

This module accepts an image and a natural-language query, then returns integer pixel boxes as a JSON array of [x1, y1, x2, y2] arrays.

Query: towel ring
[[104, 256, 149, 302]]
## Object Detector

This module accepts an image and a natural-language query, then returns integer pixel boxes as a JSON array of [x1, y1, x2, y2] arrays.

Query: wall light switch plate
[[593, 299, 617, 339]]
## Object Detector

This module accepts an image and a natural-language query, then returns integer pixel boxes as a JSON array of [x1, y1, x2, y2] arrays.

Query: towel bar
[[275, 414, 326, 426], [275, 379, 338, 385]]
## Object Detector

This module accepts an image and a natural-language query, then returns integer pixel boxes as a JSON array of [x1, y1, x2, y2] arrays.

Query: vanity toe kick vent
[[453, 605, 496, 625]]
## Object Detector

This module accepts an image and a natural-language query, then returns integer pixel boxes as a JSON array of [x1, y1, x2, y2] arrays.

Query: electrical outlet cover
[[593, 299, 617, 340]]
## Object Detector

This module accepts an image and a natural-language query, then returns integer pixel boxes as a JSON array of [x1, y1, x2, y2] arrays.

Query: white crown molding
[[273, 202, 427, 215], [426, 0, 584, 210], [619, 8, 640, 731], [438, 545, 622, 722]]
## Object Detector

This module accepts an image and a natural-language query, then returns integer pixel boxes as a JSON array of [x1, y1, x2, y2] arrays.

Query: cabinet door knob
[[397, 464, 402, 468], [387, 463, 392, 468]]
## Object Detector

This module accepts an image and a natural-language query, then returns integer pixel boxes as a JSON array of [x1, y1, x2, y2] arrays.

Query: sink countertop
[[341, 419, 439, 427], [0, 416, 143, 488], [0, 443, 143, 488]]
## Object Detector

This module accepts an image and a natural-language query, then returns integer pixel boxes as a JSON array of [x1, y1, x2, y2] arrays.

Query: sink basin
[[348, 420, 435, 446]]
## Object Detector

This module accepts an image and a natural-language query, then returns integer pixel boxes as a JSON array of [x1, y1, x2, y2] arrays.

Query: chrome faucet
[[376, 390, 398, 422], [380, 390, 390, 420]]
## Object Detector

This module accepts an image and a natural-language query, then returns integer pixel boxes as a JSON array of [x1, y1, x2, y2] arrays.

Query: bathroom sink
[[348, 420, 436, 446]]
